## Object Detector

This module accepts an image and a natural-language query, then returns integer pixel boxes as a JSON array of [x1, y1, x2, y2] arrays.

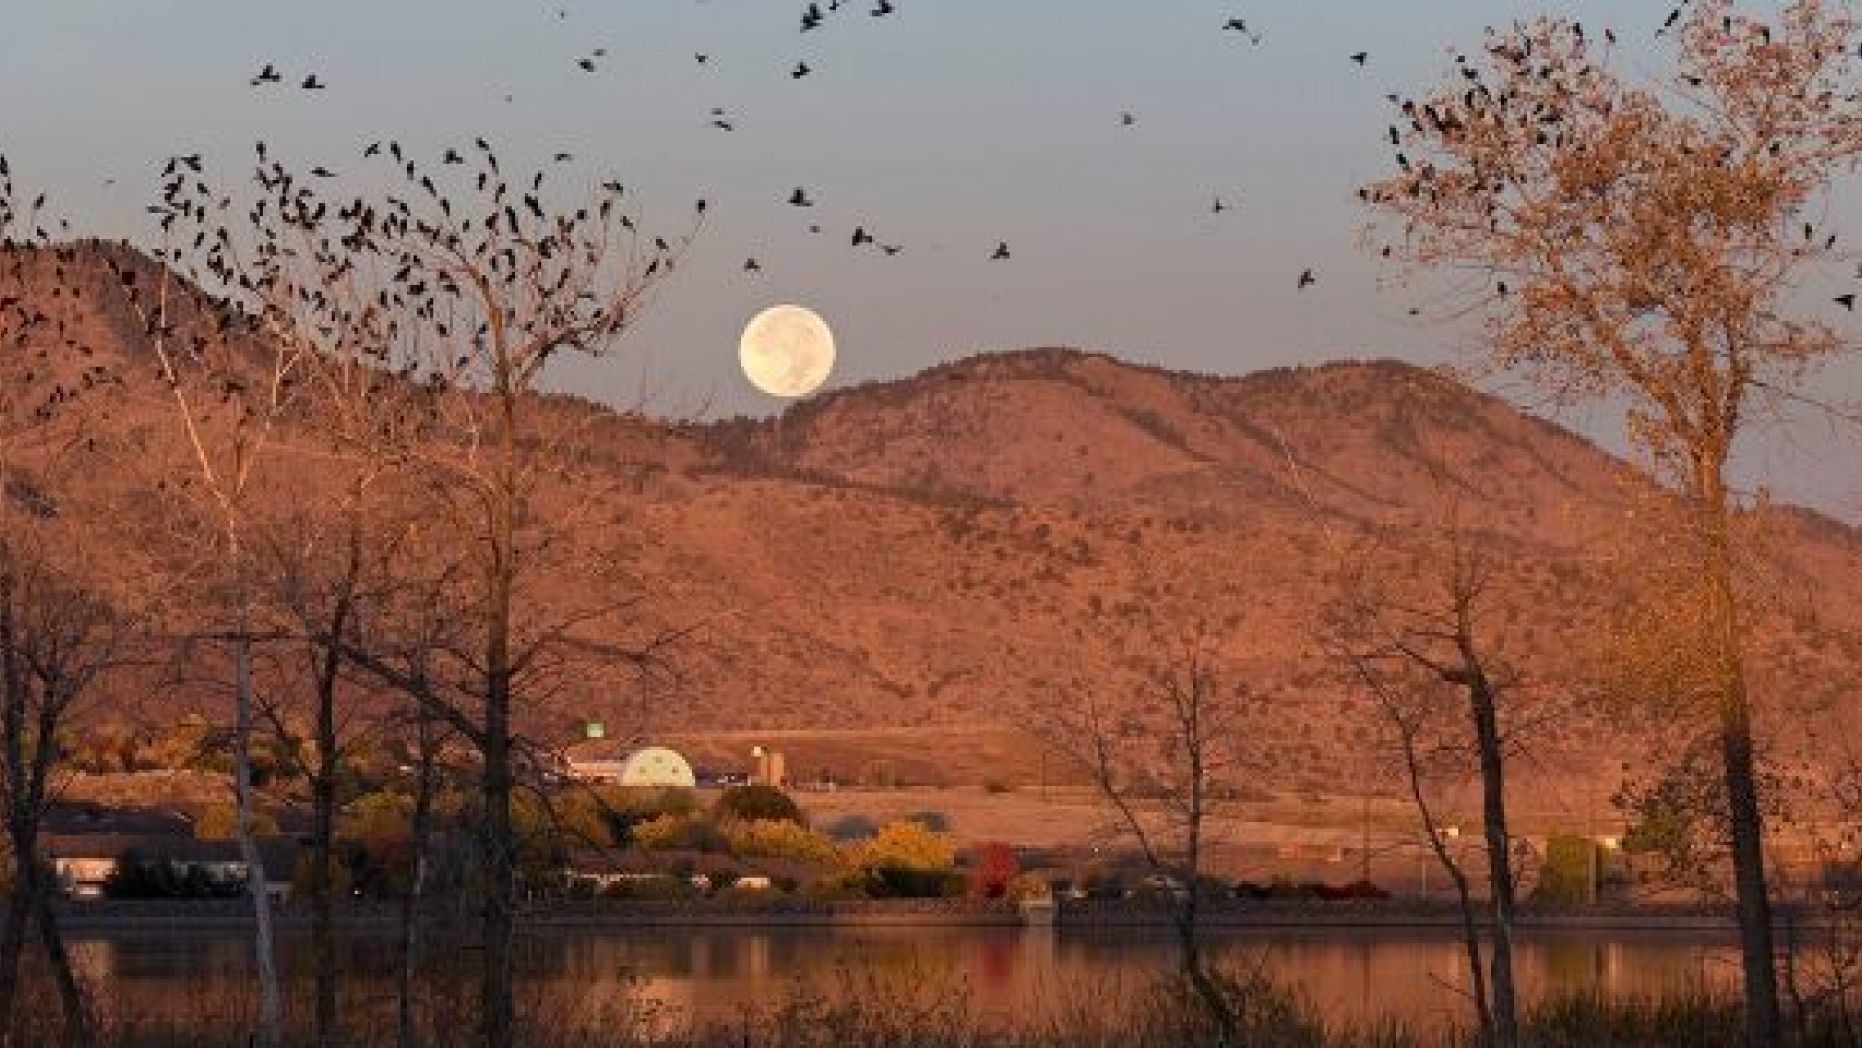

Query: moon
[[739, 304, 836, 399]]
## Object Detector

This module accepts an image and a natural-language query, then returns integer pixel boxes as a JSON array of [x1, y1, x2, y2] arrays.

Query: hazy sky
[[4, 1, 1861, 512]]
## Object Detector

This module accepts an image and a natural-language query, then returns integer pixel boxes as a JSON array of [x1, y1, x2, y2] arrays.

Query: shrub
[[714, 784, 805, 826], [346, 791, 414, 843], [724, 819, 839, 864], [1082, 868, 1126, 900], [969, 841, 1019, 899], [802, 870, 871, 901], [1536, 834, 1598, 904], [600, 874, 697, 901], [858, 821, 956, 873], [1007, 872, 1052, 902], [594, 785, 697, 845], [1332, 879, 1390, 901], [290, 853, 354, 898], [193, 803, 278, 841], [824, 813, 879, 842], [631, 813, 726, 852], [871, 867, 966, 899], [904, 809, 951, 833]]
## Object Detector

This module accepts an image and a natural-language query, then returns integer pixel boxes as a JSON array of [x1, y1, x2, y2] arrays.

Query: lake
[[64, 925, 1743, 1035]]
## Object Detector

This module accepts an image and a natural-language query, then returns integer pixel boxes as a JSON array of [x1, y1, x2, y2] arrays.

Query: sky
[[3, 0, 1861, 513]]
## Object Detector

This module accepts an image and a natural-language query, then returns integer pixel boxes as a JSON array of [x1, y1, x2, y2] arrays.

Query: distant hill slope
[[7, 244, 1862, 798]]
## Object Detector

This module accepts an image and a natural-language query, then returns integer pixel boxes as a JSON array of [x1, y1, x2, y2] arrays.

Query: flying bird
[[745, 258, 762, 273], [1119, 112, 1136, 127], [792, 61, 812, 79], [990, 241, 1011, 260], [1838, 293, 1857, 311], [577, 58, 597, 72], [250, 64, 281, 86], [300, 74, 325, 90], [1350, 52, 1369, 65], [788, 187, 814, 207], [1297, 269, 1316, 289], [1223, 18, 1263, 44], [852, 226, 874, 247], [871, 0, 895, 15], [801, 3, 824, 31]]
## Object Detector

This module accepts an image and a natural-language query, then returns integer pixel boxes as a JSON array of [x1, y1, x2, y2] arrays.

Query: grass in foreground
[[8, 964, 1862, 1046]]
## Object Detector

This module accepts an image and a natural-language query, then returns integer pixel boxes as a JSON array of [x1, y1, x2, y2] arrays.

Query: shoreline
[[36, 899, 1816, 936]]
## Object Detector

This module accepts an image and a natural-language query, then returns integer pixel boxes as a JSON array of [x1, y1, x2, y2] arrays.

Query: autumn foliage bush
[[722, 818, 839, 864], [968, 840, 1019, 899]]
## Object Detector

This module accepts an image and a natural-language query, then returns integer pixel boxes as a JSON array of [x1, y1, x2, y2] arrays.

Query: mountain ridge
[[6, 242, 1861, 800]]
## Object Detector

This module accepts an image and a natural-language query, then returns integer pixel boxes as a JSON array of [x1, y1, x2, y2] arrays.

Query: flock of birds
[[228, 5, 1355, 293], [216, 0, 1846, 311]]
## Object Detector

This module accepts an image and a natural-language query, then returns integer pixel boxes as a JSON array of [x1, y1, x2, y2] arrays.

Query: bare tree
[[1361, 5, 1862, 1039], [112, 192, 301, 1046], [145, 139, 694, 1046], [0, 184, 152, 1044], [253, 487, 402, 1048], [1045, 627, 1253, 1037], [1324, 513, 1529, 1048]]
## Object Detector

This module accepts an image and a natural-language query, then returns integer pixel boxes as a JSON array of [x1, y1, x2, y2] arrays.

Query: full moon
[[739, 304, 836, 399]]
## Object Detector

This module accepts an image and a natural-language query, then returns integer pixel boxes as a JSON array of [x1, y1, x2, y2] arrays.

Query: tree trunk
[[234, 630, 283, 1048], [1396, 707, 1494, 1045], [312, 648, 342, 1048], [481, 615, 515, 1048], [1468, 677, 1519, 1048], [34, 880, 89, 1046], [1699, 462, 1780, 1046], [481, 689, 514, 1047], [0, 859, 33, 1032], [1722, 684, 1780, 1044], [0, 566, 26, 1028], [481, 376, 520, 1048], [1452, 871, 1495, 1048], [398, 707, 436, 1048]]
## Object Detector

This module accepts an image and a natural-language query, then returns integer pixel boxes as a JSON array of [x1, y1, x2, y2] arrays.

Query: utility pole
[[1361, 790, 1371, 884], [1586, 785, 1599, 905]]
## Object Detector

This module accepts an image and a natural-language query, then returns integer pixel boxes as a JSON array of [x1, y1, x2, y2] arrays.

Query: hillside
[[7, 243, 1862, 803]]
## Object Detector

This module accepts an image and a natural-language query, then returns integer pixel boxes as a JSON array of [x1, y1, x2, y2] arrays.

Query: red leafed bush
[[970, 841, 1019, 899]]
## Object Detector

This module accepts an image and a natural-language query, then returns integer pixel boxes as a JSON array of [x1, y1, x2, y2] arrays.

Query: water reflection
[[69, 927, 1740, 1032]]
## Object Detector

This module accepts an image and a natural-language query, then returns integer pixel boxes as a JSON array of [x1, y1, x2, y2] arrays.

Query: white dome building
[[612, 746, 697, 789]]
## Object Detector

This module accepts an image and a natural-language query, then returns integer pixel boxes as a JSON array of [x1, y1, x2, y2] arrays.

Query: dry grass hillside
[[7, 243, 1862, 808]]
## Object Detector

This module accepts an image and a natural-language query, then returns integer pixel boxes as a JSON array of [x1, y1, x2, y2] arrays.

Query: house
[[42, 834, 301, 902]]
